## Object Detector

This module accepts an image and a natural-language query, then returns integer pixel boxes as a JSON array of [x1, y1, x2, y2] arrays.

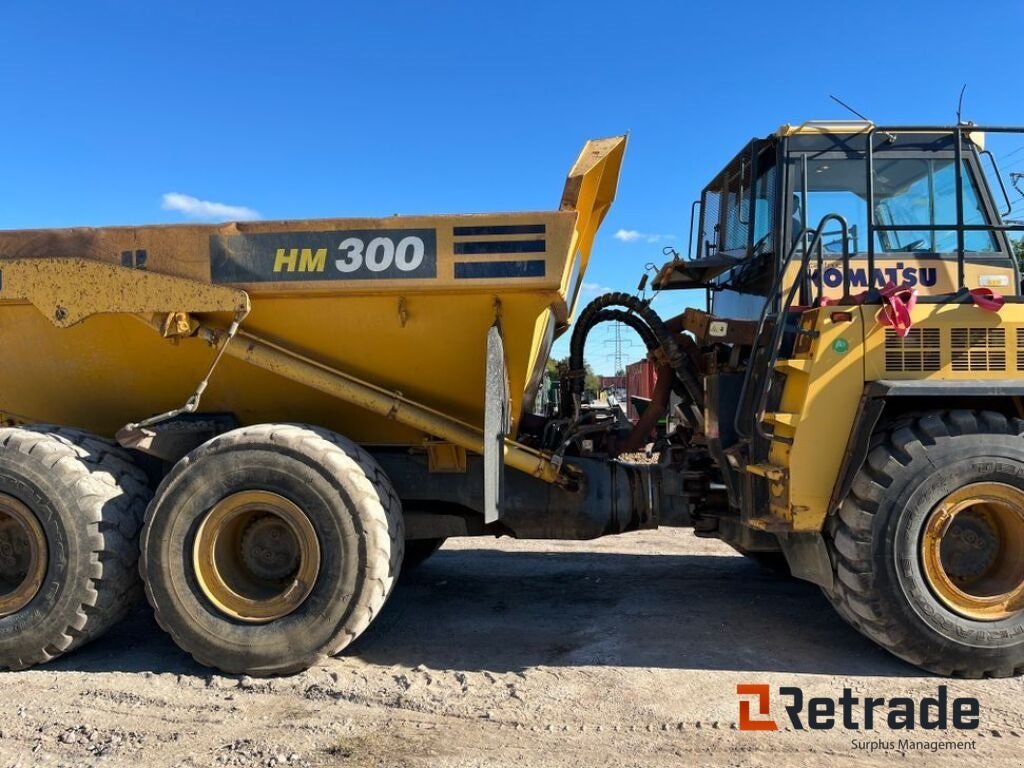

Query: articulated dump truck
[[1, 124, 1024, 678]]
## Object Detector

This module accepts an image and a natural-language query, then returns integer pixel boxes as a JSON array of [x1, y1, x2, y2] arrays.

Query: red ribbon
[[875, 284, 917, 338], [818, 284, 1002, 338], [967, 287, 1005, 312]]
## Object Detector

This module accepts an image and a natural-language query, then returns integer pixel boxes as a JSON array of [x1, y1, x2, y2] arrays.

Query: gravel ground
[[0, 529, 1020, 767]]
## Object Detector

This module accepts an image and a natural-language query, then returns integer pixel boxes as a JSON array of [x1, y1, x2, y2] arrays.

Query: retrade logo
[[736, 684, 980, 732], [736, 684, 778, 731]]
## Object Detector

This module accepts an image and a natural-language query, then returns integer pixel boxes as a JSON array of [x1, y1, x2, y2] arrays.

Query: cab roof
[[775, 120, 874, 136], [775, 120, 985, 149]]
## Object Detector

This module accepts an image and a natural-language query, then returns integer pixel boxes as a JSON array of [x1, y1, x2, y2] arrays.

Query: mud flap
[[484, 321, 510, 524], [778, 532, 834, 590]]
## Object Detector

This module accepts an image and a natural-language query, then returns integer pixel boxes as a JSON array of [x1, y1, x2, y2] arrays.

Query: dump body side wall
[[0, 212, 580, 444]]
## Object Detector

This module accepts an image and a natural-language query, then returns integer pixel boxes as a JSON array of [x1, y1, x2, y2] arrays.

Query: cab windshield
[[796, 156, 997, 254]]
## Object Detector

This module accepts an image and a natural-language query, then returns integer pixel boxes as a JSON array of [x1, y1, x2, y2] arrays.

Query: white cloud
[[613, 229, 674, 244], [580, 281, 613, 298], [161, 192, 260, 221]]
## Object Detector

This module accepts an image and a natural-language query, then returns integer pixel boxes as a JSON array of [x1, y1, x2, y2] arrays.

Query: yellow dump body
[[0, 137, 626, 447]]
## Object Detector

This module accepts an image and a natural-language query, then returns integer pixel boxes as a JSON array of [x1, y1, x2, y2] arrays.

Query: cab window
[[697, 144, 777, 259], [796, 156, 997, 254]]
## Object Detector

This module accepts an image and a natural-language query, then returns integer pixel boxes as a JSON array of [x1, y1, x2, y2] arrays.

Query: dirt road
[[0, 530, 1020, 767]]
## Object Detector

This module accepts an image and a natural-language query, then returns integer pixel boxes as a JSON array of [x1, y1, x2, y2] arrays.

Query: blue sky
[[3, 1, 1022, 374]]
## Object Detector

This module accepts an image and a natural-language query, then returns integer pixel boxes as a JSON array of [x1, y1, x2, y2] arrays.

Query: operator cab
[[654, 121, 1021, 320]]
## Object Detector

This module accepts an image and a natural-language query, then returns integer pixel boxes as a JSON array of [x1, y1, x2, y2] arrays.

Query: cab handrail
[[734, 212, 851, 444]]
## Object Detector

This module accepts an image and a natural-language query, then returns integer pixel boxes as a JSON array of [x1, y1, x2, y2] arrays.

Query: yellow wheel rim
[[193, 491, 320, 623], [0, 494, 48, 618], [921, 482, 1024, 621]]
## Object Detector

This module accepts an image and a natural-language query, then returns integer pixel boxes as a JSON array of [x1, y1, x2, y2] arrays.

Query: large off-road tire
[[141, 424, 404, 676], [0, 426, 150, 670], [400, 538, 445, 577], [824, 410, 1024, 677]]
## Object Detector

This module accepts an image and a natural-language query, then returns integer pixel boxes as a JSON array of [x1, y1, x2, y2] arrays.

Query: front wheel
[[824, 410, 1024, 678], [141, 424, 404, 676]]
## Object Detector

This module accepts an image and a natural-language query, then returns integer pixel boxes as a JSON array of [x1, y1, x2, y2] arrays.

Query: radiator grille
[[1017, 328, 1024, 372], [951, 327, 1006, 372], [884, 328, 941, 372]]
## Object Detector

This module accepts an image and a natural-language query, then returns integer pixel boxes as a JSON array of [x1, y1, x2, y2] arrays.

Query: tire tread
[[0, 426, 150, 670], [140, 423, 404, 676], [823, 409, 1024, 678]]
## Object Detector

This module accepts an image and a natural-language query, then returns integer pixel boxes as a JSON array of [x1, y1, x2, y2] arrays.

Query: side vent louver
[[951, 327, 1006, 372], [885, 328, 940, 372], [1017, 328, 1024, 372]]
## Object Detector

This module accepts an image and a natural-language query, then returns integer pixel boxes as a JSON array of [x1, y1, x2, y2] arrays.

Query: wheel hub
[[921, 482, 1024, 621], [193, 491, 320, 623], [0, 494, 48, 617], [240, 515, 302, 582]]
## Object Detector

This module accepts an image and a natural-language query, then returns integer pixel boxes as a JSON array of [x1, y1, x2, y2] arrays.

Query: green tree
[[584, 365, 600, 397], [1015, 238, 1024, 272], [546, 356, 600, 398]]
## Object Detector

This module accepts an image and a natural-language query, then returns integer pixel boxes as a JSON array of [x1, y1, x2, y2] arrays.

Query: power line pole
[[1009, 174, 1024, 223], [602, 322, 634, 376]]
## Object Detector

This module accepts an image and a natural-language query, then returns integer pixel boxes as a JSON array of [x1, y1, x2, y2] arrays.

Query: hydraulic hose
[[587, 308, 660, 352], [574, 308, 690, 403], [568, 292, 704, 414]]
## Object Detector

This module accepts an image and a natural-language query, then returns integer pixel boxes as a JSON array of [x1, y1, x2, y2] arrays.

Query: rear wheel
[[0, 427, 150, 670], [141, 424, 404, 676], [824, 410, 1024, 677]]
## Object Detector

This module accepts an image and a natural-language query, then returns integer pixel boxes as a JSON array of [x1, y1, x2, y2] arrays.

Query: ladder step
[[746, 463, 787, 481], [774, 358, 812, 373], [763, 411, 799, 427]]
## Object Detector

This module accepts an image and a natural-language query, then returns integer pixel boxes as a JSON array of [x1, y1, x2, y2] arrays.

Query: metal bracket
[[0, 257, 248, 327], [777, 532, 834, 591], [118, 304, 250, 444]]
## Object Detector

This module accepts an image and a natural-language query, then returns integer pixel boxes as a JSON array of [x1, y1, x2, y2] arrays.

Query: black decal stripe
[[454, 260, 546, 279], [454, 240, 546, 255], [453, 224, 546, 236]]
